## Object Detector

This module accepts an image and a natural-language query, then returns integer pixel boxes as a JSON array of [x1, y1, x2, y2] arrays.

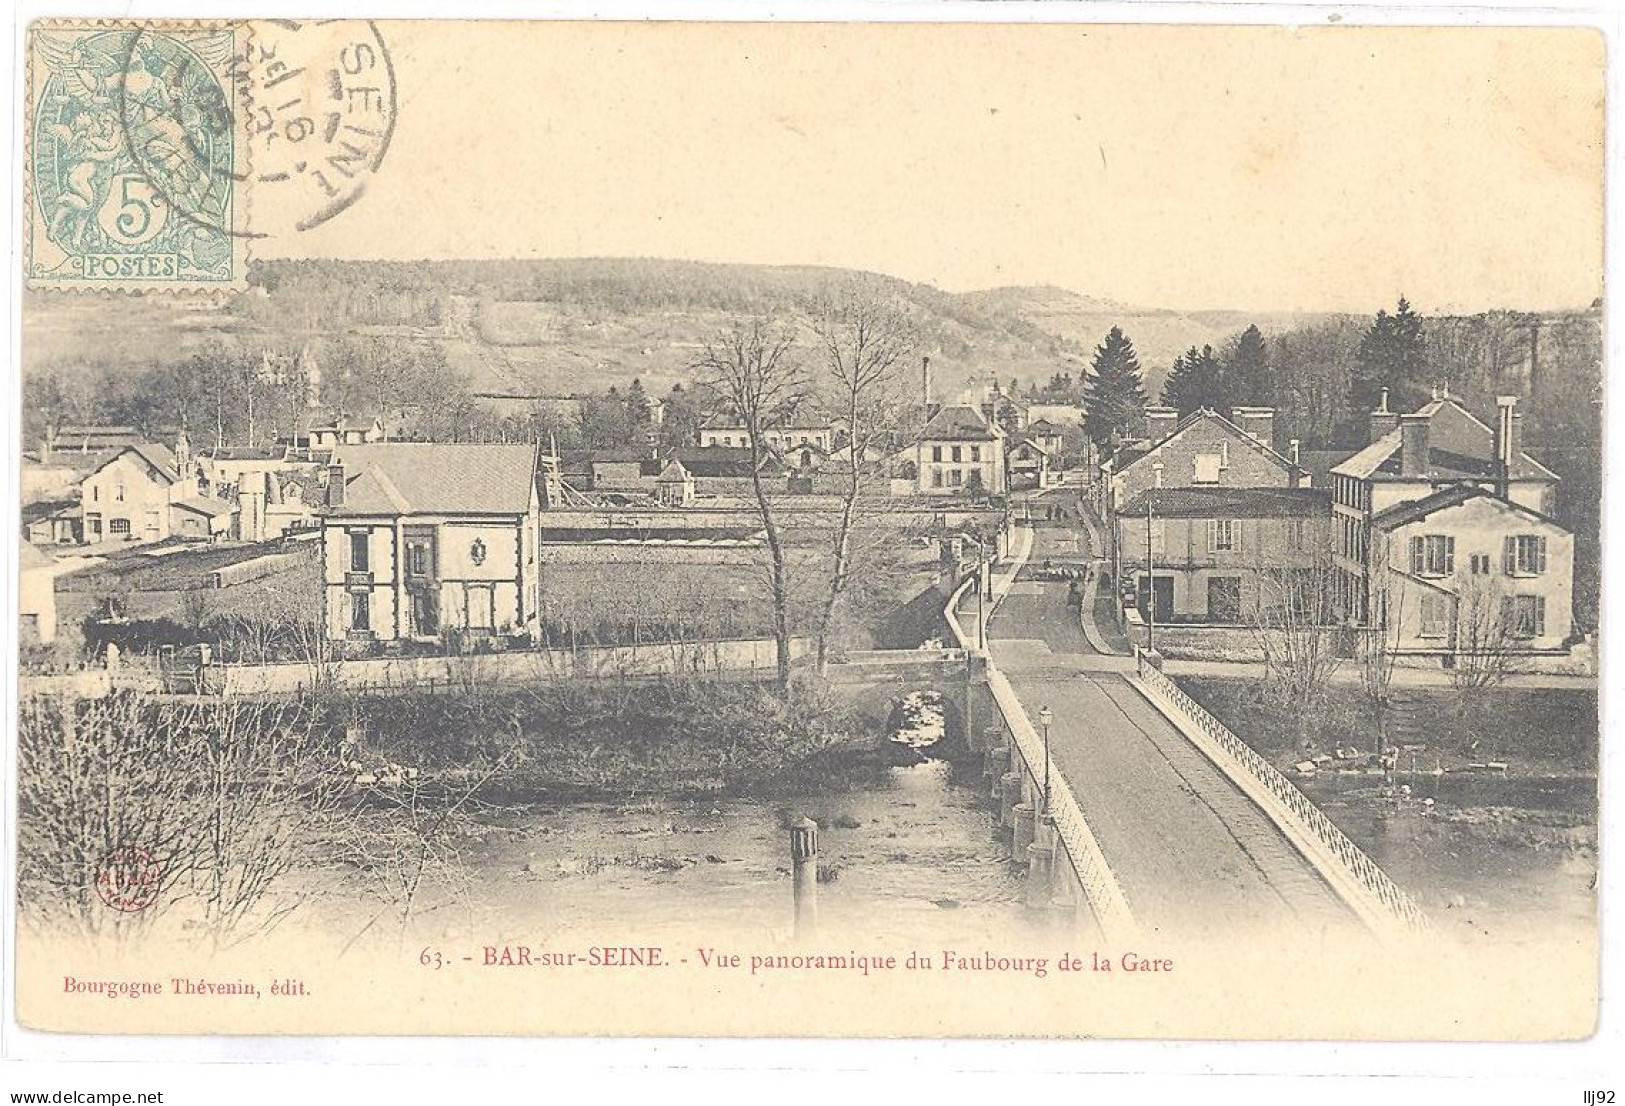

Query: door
[[403, 527, 438, 637], [1136, 574, 1174, 623]]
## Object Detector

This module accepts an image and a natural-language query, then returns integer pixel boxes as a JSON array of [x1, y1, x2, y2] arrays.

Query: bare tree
[[693, 320, 805, 695], [1448, 574, 1520, 754], [808, 280, 919, 673], [1247, 554, 1345, 752], [1359, 576, 1409, 756], [16, 692, 346, 945]]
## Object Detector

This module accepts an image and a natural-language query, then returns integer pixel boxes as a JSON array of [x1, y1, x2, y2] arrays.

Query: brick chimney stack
[[326, 463, 346, 508], [1494, 395, 1522, 498], [1369, 387, 1400, 445], [1399, 413, 1430, 478], [1143, 406, 1178, 443]]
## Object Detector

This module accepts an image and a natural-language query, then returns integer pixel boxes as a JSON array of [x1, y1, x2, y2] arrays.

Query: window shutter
[[1534, 597, 1546, 637], [1443, 536, 1455, 574], [1410, 536, 1424, 574], [1500, 595, 1515, 634], [1503, 536, 1516, 575], [1536, 536, 1548, 574]]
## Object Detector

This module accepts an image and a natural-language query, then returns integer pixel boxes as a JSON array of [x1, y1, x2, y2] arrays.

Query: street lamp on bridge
[[1039, 705, 1054, 820]]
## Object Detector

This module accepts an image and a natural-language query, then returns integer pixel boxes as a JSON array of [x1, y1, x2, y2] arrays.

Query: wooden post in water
[[790, 817, 819, 937]]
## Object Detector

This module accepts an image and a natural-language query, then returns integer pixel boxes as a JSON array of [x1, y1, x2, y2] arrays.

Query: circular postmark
[[238, 20, 397, 235], [94, 845, 163, 913]]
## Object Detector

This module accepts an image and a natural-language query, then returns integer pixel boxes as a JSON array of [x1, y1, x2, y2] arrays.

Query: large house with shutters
[[320, 444, 542, 645], [1115, 486, 1333, 624], [1367, 485, 1573, 654], [915, 404, 1007, 495], [1329, 388, 1564, 638]]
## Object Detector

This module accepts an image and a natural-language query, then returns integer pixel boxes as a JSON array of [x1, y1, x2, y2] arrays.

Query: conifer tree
[[1082, 327, 1147, 456], [1225, 324, 1271, 407], [1350, 297, 1428, 415], [1161, 344, 1226, 416]]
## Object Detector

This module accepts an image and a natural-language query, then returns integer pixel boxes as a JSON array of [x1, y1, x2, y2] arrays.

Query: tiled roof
[[171, 495, 236, 518], [1116, 408, 1300, 482], [89, 443, 178, 483], [1369, 485, 1564, 531], [921, 405, 999, 442], [638, 448, 776, 479], [1118, 486, 1331, 519], [1331, 397, 1557, 483], [331, 444, 539, 516]]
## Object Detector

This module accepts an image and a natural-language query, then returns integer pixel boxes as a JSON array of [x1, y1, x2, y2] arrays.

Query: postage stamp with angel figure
[[25, 21, 247, 290]]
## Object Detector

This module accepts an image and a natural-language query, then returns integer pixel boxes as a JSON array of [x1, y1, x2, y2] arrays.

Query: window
[[723, 436, 733, 447], [349, 531, 370, 573], [1409, 534, 1454, 577], [1502, 595, 1546, 639], [1194, 454, 1222, 484], [350, 591, 371, 632], [1208, 519, 1237, 553], [970, 445, 981, 463], [1220, 442, 1230, 468], [1504, 535, 1548, 576], [1286, 518, 1307, 551], [951, 446, 963, 463], [1419, 593, 1451, 638], [109, 518, 131, 537], [948, 469, 963, 487], [931, 469, 944, 488], [114, 483, 125, 502], [931, 445, 943, 463], [92, 485, 100, 502], [1469, 553, 1492, 575]]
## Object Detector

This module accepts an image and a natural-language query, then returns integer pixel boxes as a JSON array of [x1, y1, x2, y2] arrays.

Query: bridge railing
[[986, 663, 1139, 943], [1135, 650, 1432, 936], [944, 550, 1140, 943]]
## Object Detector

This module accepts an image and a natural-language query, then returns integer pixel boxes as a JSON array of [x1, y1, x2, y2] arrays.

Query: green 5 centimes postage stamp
[[26, 21, 248, 290]]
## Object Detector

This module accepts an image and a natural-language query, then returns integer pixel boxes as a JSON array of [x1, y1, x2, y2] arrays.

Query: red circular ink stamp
[[95, 845, 162, 913]]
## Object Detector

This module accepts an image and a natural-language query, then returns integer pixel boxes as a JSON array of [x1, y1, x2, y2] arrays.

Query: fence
[[22, 637, 815, 699], [1134, 649, 1432, 937]]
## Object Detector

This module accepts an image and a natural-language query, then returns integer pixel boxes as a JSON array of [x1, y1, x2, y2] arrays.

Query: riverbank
[[1176, 675, 1597, 946], [336, 673, 960, 802]]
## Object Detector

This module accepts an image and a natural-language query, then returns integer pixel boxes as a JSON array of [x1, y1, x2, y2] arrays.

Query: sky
[[264, 21, 1605, 315]]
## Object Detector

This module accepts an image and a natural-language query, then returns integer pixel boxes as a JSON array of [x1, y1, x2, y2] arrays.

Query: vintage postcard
[[7, 17, 1606, 1041]]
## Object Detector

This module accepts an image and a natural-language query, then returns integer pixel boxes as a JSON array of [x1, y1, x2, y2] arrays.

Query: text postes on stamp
[[243, 20, 396, 236], [94, 845, 162, 914], [27, 21, 247, 291]]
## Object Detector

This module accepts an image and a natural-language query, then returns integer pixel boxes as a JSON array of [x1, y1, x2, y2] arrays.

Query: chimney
[[1369, 387, 1400, 444], [1399, 413, 1430, 478], [1494, 395, 1522, 497], [1289, 438, 1301, 466], [326, 463, 346, 508], [1231, 405, 1275, 447], [921, 356, 933, 408], [1143, 405, 1178, 443]]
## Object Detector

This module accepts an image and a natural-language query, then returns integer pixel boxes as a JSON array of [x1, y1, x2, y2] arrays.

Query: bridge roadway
[[984, 517, 1362, 944]]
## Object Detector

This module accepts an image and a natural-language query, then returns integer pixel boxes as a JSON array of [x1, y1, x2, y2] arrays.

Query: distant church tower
[[174, 423, 192, 480]]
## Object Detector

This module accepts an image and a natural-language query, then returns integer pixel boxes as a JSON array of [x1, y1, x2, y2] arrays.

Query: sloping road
[[988, 521, 1361, 944]]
